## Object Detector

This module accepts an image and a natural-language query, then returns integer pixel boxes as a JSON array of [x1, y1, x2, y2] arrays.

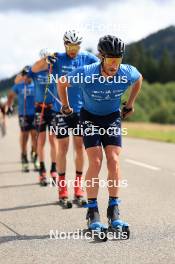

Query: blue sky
[[0, 0, 175, 78]]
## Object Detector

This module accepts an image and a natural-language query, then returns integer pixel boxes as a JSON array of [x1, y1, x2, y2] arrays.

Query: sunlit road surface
[[0, 116, 175, 264]]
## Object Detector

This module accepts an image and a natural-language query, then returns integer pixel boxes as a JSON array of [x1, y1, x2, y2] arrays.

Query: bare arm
[[57, 76, 74, 115], [57, 76, 71, 106], [122, 76, 143, 119], [32, 58, 48, 73], [7, 91, 16, 108], [126, 76, 142, 108], [15, 74, 25, 84]]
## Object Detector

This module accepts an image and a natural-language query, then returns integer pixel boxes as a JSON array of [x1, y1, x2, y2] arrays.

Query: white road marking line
[[125, 159, 161, 171]]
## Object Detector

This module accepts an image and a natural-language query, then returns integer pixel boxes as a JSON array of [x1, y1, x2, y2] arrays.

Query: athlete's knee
[[22, 132, 29, 141], [75, 140, 84, 154], [107, 155, 120, 171], [49, 135, 56, 146], [89, 156, 103, 171], [58, 140, 69, 156]]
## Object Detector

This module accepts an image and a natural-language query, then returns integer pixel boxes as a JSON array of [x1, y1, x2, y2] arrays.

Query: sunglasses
[[65, 44, 80, 52], [104, 57, 122, 66]]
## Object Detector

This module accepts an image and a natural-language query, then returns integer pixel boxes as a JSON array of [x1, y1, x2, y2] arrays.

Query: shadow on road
[[0, 183, 38, 189], [0, 234, 50, 245], [0, 202, 58, 212]]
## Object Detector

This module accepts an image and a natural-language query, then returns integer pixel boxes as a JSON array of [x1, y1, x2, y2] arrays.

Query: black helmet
[[98, 35, 125, 57]]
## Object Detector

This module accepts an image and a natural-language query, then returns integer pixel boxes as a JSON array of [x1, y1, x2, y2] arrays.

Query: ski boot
[[58, 176, 72, 208], [50, 171, 58, 186], [21, 154, 29, 173], [33, 153, 40, 172], [107, 198, 130, 240], [30, 149, 35, 163], [73, 175, 87, 207], [39, 169, 47, 187], [84, 200, 108, 242]]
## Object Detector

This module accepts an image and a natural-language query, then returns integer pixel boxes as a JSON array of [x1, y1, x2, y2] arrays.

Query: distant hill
[[124, 25, 175, 83], [0, 25, 175, 89], [127, 26, 175, 61]]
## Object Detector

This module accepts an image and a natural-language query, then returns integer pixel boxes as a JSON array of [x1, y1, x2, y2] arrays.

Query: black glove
[[60, 105, 73, 116], [45, 53, 57, 65], [6, 106, 14, 115], [121, 102, 133, 119], [21, 66, 30, 76]]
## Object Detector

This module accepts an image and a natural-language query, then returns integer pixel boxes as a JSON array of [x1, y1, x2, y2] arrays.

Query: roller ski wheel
[[39, 172, 47, 187], [108, 220, 130, 240], [39, 178, 48, 187], [22, 163, 29, 173], [88, 224, 108, 242], [73, 196, 87, 207], [58, 198, 72, 209]]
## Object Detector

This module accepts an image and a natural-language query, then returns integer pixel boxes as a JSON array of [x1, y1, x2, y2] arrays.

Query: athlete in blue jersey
[[58, 35, 142, 232], [32, 30, 99, 204], [7, 66, 39, 172], [15, 51, 58, 186]]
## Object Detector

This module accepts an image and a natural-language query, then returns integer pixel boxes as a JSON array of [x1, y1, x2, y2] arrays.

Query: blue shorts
[[35, 106, 56, 132], [19, 115, 35, 132], [80, 108, 122, 149], [55, 112, 83, 139]]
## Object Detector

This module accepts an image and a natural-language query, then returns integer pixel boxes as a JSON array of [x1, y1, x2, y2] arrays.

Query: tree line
[[124, 43, 175, 83], [123, 81, 175, 124]]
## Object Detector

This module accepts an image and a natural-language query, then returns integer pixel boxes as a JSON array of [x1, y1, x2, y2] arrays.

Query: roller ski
[[84, 200, 108, 242], [107, 198, 130, 240], [73, 196, 87, 207], [50, 171, 58, 186], [73, 175, 87, 207], [58, 198, 72, 209], [39, 170, 48, 187], [33, 153, 40, 172], [58, 175, 72, 209], [21, 154, 29, 173]]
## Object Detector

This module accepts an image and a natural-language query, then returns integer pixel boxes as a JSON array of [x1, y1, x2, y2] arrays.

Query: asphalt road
[[0, 116, 175, 264]]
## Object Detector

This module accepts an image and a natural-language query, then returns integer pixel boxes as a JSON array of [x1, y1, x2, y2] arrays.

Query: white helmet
[[63, 30, 83, 45], [39, 48, 49, 59]]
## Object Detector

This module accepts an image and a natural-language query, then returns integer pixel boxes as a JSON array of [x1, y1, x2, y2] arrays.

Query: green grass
[[123, 122, 175, 143]]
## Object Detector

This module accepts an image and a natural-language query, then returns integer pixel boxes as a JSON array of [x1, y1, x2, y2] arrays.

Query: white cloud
[[0, 0, 175, 79]]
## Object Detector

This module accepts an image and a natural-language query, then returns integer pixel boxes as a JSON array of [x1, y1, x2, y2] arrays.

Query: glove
[[21, 66, 30, 76], [6, 106, 14, 115], [121, 102, 134, 119], [60, 105, 73, 116], [45, 53, 57, 65]]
